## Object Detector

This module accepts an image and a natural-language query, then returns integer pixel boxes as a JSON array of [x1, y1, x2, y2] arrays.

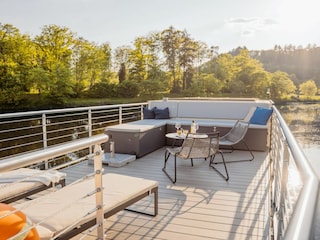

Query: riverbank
[[1, 95, 320, 114]]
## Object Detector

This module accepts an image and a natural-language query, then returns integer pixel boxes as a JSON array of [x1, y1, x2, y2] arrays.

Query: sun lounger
[[15, 173, 158, 240], [0, 168, 66, 204]]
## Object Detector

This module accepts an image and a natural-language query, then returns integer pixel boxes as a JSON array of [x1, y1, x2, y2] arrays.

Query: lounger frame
[[55, 185, 158, 240]]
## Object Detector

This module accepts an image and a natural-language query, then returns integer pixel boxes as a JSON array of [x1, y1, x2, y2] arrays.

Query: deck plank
[[12, 148, 269, 239], [57, 147, 270, 240]]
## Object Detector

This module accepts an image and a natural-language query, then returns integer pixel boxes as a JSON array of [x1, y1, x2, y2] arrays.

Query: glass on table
[[175, 122, 181, 131], [195, 123, 199, 132], [177, 128, 182, 136], [175, 122, 182, 135], [183, 129, 189, 136]]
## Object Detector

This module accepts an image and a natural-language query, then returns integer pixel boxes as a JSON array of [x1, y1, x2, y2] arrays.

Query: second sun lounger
[[15, 173, 158, 240], [0, 168, 66, 204]]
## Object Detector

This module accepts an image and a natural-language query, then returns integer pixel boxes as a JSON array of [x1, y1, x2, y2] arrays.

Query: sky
[[0, 0, 319, 53]]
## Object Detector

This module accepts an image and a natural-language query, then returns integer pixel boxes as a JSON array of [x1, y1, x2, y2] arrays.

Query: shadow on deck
[[56, 147, 270, 240]]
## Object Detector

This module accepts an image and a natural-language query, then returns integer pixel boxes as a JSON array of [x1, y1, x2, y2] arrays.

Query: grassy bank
[[1, 94, 320, 113]]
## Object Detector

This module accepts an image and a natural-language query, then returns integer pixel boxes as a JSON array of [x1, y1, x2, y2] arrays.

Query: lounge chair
[[163, 132, 229, 183], [0, 168, 66, 204], [219, 120, 254, 162], [15, 173, 158, 239]]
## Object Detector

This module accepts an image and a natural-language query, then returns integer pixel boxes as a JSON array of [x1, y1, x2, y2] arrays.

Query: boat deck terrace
[[14, 147, 270, 240]]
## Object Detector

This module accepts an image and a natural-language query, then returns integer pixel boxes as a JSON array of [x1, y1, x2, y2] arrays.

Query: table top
[[165, 132, 208, 139]]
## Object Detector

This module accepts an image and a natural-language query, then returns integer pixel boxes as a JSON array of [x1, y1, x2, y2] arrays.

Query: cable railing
[[0, 103, 146, 161], [270, 106, 319, 239]]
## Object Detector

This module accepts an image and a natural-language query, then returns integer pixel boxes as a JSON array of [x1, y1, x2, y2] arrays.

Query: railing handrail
[[0, 134, 109, 172], [273, 106, 319, 240], [0, 102, 147, 119]]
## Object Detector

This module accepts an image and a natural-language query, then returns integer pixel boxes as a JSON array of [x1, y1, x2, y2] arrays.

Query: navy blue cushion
[[250, 107, 273, 125], [143, 107, 156, 119], [154, 107, 170, 119]]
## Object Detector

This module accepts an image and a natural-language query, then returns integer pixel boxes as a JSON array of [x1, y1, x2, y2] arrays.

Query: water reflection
[[277, 102, 320, 177], [277, 103, 320, 148]]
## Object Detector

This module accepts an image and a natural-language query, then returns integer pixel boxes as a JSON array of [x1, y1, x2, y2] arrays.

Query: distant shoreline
[[1, 97, 319, 114]]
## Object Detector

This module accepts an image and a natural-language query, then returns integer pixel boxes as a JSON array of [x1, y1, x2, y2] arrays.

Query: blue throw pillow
[[143, 107, 156, 119], [250, 107, 273, 125], [154, 107, 170, 119]]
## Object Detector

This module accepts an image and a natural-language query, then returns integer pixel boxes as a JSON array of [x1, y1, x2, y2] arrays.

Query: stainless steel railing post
[[94, 143, 104, 239], [42, 113, 49, 169]]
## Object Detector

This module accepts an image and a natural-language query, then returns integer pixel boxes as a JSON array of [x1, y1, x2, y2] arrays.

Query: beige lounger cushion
[[0, 168, 66, 202], [16, 173, 158, 239]]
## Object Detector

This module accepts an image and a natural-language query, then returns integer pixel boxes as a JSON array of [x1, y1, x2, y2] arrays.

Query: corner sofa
[[104, 98, 273, 158]]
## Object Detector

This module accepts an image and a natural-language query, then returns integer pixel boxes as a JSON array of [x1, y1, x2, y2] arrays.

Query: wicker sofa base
[[104, 99, 272, 157], [105, 124, 166, 158]]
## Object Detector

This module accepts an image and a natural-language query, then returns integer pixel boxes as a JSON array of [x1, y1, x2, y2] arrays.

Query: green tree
[[114, 46, 131, 83], [179, 33, 198, 90], [128, 37, 147, 81], [34, 24, 75, 102], [299, 80, 317, 97], [99, 43, 112, 82], [254, 44, 320, 86], [139, 79, 165, 96], [143, 32, 164, 82], [270, 71, 296, 99], [231, 49, 268, 97], [250, 71, 271, 97], [161, 26, 208, 93], [201, 73, 223, 96], [72, 39, 112, 96], [215, 53, 234, 93], [117, 80, 139, 97], [47, 63, 73, 104], [0, 23, 36, 105], [71, 38, 93, 95], [118, 63, 126, 83], [29, 67, 50, 94], [161, 26, 184, 93], [86, 82, 117, 98]]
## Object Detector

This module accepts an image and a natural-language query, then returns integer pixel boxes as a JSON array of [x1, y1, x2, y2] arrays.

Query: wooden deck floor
[[57, 147, 270, 240]]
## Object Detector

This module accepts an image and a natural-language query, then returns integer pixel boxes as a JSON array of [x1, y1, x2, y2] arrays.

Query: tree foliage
[[299, 80, 318, 97], [251, 44, 320, 86], [71, 39, 112, 96], [33, 25, 75, 102], [0, 23, 36, 105], [1, 22, 312, 108], [270, 71, 296, 99]]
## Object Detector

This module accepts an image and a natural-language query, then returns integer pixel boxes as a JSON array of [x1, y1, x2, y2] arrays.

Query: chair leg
[[163, 150, 170, 168], [162, 150, 177, 183], [217, 140, 254, 164], [209, 152, 229, 181], [241, 140, 254, 161]]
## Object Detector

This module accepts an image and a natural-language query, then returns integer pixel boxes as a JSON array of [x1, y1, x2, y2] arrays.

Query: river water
[[277, 102, 320, 178]]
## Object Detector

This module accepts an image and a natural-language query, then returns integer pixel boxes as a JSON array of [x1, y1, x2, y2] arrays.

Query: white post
[[110, 141, 115, 158], [119, 107, 123, 124], [88, 109, 93, 157], [42, 113, 48, 169]]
